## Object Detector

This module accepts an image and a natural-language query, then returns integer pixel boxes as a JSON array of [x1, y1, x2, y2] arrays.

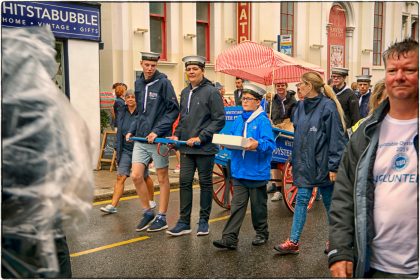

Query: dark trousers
[[222, 184, 268, 243], [179, 153, 215, 225], [365, 268, 418, 279]]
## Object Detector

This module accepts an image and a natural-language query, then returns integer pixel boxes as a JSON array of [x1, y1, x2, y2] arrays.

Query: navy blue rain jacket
[[175, 78, 225, 155], [129, 70, 179, 137], [292, 95, 346, 188], [116, 105, 138, 164]]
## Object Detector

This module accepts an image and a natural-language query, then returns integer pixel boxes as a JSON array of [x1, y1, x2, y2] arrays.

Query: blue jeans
[[290, 184, 334, 243]]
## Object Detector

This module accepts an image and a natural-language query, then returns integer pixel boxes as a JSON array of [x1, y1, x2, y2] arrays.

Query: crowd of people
[[103, 38, 418, 278], [3, 22, 416, 279]]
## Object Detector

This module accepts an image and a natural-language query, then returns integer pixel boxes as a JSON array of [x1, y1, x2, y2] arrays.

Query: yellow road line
[[93, 186, 200, 206], [209, 215, 230, 223], [70, 211, 249, 257], [70, 236, 150, 257]]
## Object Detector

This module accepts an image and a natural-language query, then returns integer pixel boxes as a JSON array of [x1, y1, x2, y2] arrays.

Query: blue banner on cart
[[220, 106, 243, 134], [272, 136, 293, 163], [1, 1, 100, 41]]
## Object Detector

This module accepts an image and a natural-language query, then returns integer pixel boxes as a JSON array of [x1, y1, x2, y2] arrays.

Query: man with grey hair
[[328, 38, 419, 278]]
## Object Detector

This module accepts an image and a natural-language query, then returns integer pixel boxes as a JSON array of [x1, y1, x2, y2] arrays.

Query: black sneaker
[[213, 239, 237, 250], [136, 211, 155, 232], [252, 235, 267, 246]]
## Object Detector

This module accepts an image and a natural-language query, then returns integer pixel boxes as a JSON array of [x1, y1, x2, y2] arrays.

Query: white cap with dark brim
[[243, 82, 266, 100], [141, 51, 160, 61], [182, 55, 206, 68], [356, 75, 372, 82], [331, 67, 349, 76]]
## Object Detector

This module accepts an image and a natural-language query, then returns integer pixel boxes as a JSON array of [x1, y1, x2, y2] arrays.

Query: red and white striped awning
[[215, 41, 324, 85], [100, 91, 115, 110]]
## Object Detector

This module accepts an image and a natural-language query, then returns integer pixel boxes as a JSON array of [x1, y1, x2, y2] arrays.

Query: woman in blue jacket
[[100, 91, 155, 214], [213, 83, 276, 249], [274, 71, 346, 255]]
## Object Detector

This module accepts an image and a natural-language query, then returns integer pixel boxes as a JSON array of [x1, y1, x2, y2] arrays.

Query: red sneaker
[[274, 239, 299, 255]]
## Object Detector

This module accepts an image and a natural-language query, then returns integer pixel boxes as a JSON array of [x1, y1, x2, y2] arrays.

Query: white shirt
[[370, 115, 418, 274]]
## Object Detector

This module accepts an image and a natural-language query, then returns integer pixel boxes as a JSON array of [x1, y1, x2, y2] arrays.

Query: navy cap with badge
[[243, 82, 266, 100], [331, 67, 349, 77], [356, 75, 372, 82], [182, 55, 206, 68], [141, 51, 160, 61]]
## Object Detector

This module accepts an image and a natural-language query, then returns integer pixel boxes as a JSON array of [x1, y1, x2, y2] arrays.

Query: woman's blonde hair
[[368, 79, 387, 115], [302, 71, 346, 131]]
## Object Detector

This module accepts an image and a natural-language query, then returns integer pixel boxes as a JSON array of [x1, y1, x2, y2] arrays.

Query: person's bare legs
[[131, 163, 150, 209], [146, 176, 154, 201], [156, 167, 170, 213], [111, 175, 128, 207]]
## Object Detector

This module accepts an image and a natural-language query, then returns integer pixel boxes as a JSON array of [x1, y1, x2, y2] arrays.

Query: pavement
[[93, 155, 186, 202]]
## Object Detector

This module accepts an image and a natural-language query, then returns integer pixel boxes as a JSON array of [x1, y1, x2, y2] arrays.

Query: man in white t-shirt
[[328, 38, 419, 278]]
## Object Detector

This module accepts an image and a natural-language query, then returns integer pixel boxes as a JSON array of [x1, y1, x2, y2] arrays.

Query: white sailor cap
[[141, 51, 160, 61], [356, 75, 372, 82], [182, 55, 206, 68], [331, 67, 349, 77], [243, 82, 266, 100]]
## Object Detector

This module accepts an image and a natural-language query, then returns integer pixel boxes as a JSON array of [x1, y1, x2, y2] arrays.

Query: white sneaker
[[271, 191, 283, 201], [149, 200, 157, 209], [173, 164, 180, 173], [100, 204, 117, 214]]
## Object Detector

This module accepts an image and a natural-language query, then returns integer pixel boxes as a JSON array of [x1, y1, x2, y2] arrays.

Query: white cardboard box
[[212, 134, 249, 150]]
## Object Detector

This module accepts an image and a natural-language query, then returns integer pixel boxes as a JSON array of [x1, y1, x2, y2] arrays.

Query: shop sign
[[1, 1, 101, 41], [278, 34, 292, 56], [237, 3, 251, 43]]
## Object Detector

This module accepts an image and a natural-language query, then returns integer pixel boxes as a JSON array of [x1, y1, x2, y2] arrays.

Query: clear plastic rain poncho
[[2, 26, 94, 277]]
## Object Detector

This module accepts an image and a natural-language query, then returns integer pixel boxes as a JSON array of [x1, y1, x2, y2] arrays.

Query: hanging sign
[[1, 1, 101, 41], [279, 34, 292, 55], [237, 3, 251, 43]]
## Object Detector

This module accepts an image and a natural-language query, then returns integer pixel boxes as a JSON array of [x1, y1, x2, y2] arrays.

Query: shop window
[[412, 19, 418, 41], [150, 2, 167, 60], [280, 2, 294, 56], [373, 2, 384, 66], [196, 2, 210, 61], [53, 40, 67, 97]]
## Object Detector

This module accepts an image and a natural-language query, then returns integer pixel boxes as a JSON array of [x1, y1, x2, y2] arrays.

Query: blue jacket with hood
[[227, 109, 276, 183], [291, 94, 346, 188], [129, 70, 179, 137]]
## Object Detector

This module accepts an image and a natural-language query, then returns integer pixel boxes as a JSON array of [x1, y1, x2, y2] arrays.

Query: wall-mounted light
[[184, 33, 197, 39], [262, 39, 276, 44], [225, 37, 236, 44], [310, 44, 324, 49], [134, 28, 148, 34], [362, 49, 373, 53]]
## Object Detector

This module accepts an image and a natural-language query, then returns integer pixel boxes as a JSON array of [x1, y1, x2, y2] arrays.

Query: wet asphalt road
[[67, 186, 331, 278]]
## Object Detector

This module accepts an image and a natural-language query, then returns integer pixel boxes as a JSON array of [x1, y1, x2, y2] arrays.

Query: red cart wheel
[[281, 157, 317, 213], [212, 163, 233, 209]]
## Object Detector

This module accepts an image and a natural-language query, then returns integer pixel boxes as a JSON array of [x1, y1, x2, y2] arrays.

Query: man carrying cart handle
[[125, 51, 179, 233], [166, 55, 225, 237]]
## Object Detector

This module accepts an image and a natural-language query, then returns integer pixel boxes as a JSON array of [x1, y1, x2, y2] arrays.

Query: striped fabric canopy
[[215, 41, 324, 85], [100, 91, 115, 110]]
